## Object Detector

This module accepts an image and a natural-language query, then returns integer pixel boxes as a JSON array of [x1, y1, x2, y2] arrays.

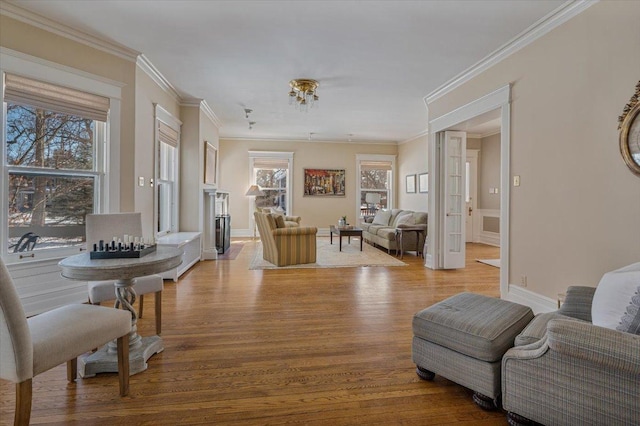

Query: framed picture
[[418, 172, 429, 193], [406, 174, 416, 193], [304, 168, 345, 196], [204, 141, 217, 185]]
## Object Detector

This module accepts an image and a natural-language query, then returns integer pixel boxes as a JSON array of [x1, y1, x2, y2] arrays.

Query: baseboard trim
[[504, 285, 557, 314]]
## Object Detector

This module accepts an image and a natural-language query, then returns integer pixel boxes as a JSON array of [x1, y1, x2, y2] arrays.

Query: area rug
[[249, 237, 407, 270], [217, 242, 244, 260], [476, 258, 501, 268]]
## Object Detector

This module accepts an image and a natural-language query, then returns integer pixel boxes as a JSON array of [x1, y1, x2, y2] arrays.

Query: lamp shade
[[245, 185, 265, 196], [365, 193, 381, 204]]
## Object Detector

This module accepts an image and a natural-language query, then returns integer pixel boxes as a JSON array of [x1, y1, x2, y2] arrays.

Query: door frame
[[426, 84, 510, 298]]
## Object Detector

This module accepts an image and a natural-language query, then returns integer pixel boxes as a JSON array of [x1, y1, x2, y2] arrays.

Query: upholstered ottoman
[[412, 293, 533, 409]]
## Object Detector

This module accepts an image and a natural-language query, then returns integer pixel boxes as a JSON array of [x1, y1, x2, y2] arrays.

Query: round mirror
[[619, 82, 640, 177]]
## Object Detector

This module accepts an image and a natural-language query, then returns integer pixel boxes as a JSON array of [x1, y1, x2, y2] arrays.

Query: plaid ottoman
[[412, 292, 533, 409]]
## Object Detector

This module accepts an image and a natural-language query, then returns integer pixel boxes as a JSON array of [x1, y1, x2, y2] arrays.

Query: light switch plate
[[513, 176, 520, 187], [138, 176, 145, 187]]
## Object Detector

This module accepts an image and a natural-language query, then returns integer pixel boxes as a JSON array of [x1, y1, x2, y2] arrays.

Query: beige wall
[[219, 139, 397, 231], [0, 14, 137, 211], [478, 133, 500, 210], [178, 105, 220, 232], [427, 1, 640, 299], [397, 135, 429, 212]]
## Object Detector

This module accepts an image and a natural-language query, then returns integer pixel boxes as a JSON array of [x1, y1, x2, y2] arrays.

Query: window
[[249, 151, 293, 214], [154, 106, 181, 237], [357, 154, 395, 220], [3, 72, 110, 258]]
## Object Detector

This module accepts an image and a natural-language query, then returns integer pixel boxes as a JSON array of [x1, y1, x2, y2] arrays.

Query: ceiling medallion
[[289, 79, 319, 112]]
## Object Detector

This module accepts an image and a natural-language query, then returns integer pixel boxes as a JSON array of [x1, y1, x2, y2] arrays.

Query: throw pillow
[[372, 209, 391, 225], [395, 213, 415, 227], [591, 262, 640, 332], [273, 214, 286, 229], [617, 286, 640, 335]]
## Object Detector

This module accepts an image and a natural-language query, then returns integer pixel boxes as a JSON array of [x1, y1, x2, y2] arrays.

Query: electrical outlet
[[520, 275, 527, 287]]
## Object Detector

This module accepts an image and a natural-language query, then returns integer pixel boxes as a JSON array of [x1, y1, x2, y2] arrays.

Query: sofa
[[502, 262, 640, 425], [360, 209, 427, 254], [254, 212, 317, 266]]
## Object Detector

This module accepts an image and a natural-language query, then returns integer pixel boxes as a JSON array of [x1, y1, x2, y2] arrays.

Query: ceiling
[[6, 0, 569, 143]]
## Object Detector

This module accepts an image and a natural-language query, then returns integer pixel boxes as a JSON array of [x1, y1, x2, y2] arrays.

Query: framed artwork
[[204, 141, 217, 185], [418, 172, 429, 193], [303, 168, 345, 196], [406, 174, 416, 193]]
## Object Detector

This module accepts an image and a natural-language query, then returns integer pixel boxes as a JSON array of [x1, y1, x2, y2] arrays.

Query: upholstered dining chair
[[0, 258, 131, 426], [85, 213, 164, 334]]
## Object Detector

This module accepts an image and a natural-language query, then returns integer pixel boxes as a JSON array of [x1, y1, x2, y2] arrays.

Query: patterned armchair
[[502, 282, 640, 425], [254, 212, 317, 266]]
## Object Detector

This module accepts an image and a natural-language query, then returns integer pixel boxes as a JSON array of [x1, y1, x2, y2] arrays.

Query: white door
[[443, 131, 467, 269], [465, 150, 478, 243]]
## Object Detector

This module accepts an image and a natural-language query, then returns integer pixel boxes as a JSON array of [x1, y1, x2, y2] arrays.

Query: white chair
[[0, 258, 131, 426], [86, 213, 164, 334]]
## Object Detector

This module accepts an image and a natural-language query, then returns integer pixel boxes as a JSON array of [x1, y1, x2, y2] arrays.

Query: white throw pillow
[[372, 210, 391, 225], [395, 213, 415, 227], [591, 262, 640, 332]]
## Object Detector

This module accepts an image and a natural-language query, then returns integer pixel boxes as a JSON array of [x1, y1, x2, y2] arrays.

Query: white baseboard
[[478, 232, 500, 247], [504, 284, 557, 314]]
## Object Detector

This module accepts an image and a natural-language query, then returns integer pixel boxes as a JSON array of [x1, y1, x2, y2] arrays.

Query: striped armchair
[[254, 212, 317, 266], [502, 285, 640, 425]]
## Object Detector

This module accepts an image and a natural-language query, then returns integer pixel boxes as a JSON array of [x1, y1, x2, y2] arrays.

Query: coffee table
[[329, 225, 363, 251]]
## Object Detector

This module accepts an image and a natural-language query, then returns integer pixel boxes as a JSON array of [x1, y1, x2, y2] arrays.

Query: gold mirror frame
[[618, 81, 640, 177]]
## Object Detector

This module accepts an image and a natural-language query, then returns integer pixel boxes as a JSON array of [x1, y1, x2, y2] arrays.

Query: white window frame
[[0, 48, 122, 263], [248, 151, 293, 233], [154, 105, 181, 238], [356, 154, 396, 220]]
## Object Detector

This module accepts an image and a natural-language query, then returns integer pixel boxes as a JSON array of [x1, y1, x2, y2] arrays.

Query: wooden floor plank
[[0, 240, 507, 425]]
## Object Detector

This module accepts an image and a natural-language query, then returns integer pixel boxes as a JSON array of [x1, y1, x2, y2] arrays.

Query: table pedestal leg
[[79, 278, 164, 377]]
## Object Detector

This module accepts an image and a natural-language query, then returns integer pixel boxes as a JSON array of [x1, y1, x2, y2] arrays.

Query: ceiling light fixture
[[248, 121, 256, 130], [244, 108, 253, 119], [289, 79, 319, 112]]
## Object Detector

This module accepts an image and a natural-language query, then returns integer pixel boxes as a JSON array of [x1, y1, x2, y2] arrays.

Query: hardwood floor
[[0, 240, 505, 425]]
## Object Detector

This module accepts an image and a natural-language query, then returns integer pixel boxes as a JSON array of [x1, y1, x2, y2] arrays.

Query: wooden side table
[[395, 226, 426, 259]]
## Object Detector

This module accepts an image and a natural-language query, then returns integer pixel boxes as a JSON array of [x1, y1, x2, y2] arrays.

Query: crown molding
[[0, 2, 139, 62], [398, 129, 429, 145], [200, 100, 223, 129], [424, 0, 597, 105], [221, 136, 398, 145], [136, 54, 182, 103], [181, 98, 223, 129]]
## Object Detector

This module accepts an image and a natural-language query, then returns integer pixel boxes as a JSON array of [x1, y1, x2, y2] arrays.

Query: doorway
[[426, 85, 510, 298]]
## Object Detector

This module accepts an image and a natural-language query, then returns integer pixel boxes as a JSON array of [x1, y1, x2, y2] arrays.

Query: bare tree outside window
[[6, 104, 99, 251]]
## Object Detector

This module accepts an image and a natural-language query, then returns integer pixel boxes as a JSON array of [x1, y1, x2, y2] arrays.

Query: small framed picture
[[418, 172, 429, 193], [406, 174, 416, 193]]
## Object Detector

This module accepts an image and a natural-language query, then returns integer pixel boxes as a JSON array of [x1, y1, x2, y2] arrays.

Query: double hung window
[[249, 152, 292, 215], [357, 154, 395, 219], [154, 106, 180, 237], [3, 73, 109, 258]]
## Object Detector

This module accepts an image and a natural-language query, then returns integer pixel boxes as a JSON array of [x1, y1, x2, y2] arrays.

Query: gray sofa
[[502, 282, 640, 425], [360, 209, 427, 254]]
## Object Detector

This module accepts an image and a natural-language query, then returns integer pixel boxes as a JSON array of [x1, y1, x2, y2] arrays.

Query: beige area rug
[[249, 237, 407, 270], [476, 258, 501, 268]]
